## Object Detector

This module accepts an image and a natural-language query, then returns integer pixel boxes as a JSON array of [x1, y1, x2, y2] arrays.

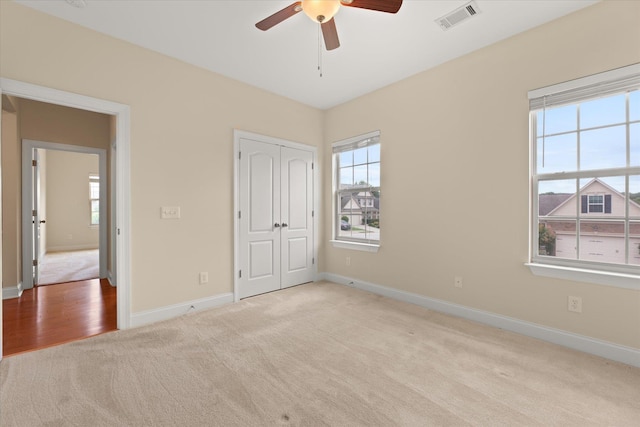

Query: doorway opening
[[0, 78, 131, 359], [22, 142, 107, 289]]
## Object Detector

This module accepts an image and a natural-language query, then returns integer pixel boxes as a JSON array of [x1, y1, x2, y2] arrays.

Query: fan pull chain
[[318, 24, 323, 77]]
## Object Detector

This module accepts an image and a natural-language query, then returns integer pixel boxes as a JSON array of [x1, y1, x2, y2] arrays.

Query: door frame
[[233, 130, 319, 302], [21, 140, 108, 288], [0, 78, 132, 348]]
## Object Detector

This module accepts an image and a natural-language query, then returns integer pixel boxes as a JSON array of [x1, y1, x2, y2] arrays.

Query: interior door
[[239, 138, 281, 299], [280, 147, 314, 288], [32, 149, 41, 285], [238, 138, 314, 299]]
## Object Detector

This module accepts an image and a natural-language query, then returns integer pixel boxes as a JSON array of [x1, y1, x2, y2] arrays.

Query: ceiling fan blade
[[341, 0, 402, 14], [256, 2, 302, 31], [321, 18, 340, 51]]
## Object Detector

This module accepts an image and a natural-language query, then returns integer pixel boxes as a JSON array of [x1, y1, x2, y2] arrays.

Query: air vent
[[435, 1, 481, 31], [65, 0, 87, 8]]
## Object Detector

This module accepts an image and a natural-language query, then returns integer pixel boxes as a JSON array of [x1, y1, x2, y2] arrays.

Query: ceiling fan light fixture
[[301, 0, 341, 23]]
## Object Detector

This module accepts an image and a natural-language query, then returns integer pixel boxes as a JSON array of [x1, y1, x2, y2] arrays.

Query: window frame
[[89, 174, 100, 226], [587, 194, 604, 213], [527, 63, 640, 289], [331, 130, 381, 252]]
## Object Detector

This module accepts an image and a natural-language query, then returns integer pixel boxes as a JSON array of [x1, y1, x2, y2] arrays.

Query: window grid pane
[[533, 88, 640, 271], [333, 132, 381, 245]]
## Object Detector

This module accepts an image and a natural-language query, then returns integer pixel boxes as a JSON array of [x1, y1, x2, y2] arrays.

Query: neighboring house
[[539, 178, 640, 264], [341, 191, 380, 226]]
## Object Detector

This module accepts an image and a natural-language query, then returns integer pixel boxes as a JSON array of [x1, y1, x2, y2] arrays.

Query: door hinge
[[312, 257, 315, 265], [32, 160, 37, 167], [238, 151, 241, 160], [32, 209, 37, 217], [239, 270, 242, 278], [312, 210, 314, 217], [238, 211, 241, 219], [312, 162, 314, 170], [33, 259, 38, 267]]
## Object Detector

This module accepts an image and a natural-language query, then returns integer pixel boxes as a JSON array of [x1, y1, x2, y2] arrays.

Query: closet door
[[280, 147, 314, 288], [238, 138, 315, 299], [238, 138, 281, 299]]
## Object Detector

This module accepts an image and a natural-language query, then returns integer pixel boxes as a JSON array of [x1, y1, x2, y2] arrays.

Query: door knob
[[274, 223, 280, 228], [281, 223, 288, 228], [40, 220, 46, 224]]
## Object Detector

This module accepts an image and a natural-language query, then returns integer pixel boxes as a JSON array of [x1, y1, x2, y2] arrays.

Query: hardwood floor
[[2, 278, 117, 357]]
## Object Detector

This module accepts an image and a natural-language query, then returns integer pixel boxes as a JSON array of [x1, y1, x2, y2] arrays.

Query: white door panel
[[239, 139, 280, 299], [249, 153, 276, 232], [281, 147, 314, 288], [249, 240, 275, 278]]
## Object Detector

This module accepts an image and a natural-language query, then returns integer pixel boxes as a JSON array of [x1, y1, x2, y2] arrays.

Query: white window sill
[[525, 263, 640, 290], [330, 240, 379, 253]]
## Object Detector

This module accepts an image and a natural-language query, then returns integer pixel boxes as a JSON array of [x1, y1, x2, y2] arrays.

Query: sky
[[537, 90, 640, 195], [339, 143, 381, 189]]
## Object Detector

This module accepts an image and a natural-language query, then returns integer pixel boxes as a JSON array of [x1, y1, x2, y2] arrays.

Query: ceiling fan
[[256, 0, 403, 51]]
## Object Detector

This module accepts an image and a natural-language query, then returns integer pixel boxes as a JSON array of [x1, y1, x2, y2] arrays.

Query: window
[[529, 64, 640, 283], [332, 131, 380, 249], [90, 174, 99, 226]]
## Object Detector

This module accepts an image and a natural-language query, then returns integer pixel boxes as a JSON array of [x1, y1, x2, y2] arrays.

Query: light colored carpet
[[1, 281, 639, 426], [37, 249, 99, 285]]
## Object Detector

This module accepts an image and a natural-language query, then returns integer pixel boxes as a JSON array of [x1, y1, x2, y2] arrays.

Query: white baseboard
[[47, 244, 99, 252], [318, 272, 640, 368], [2, 282, 23, 300], [130, 292, 234, 328]]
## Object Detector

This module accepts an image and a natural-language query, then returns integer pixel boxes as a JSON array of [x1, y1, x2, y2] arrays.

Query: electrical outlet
[[346, 257, 351, 266], [454, 276, 463, 288], [199, 272, 208, 285], [568, 296, 582, 313]]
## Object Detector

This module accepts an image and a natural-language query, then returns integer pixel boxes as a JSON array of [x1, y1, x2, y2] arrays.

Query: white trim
[[46, 244, 100, 252], [528, 63, 640, 100], [107, 270, 116, 287], [525, 263, 640, 290], [233, 130, 319, 303], [330, 240, 379, 253], [2, 283, 23, 300], [331, 129, 380, 151], [319, 272, 640, 368], [0, 77, 132, 330], [130, 293, 234, 328]]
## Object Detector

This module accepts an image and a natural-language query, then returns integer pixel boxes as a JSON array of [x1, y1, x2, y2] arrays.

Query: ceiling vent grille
[[65, 0, 87, 8], [435, 1, 480, 31]]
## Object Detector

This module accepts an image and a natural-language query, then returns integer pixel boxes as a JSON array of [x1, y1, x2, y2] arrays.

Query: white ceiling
[[15, 0, 599, 110]]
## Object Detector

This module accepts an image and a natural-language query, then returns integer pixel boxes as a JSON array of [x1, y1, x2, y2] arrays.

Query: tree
[[341, 216, 349, 223], [538, 223, 556, 256]]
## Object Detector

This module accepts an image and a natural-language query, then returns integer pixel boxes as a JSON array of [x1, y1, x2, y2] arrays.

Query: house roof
[[539, 194, 572, 216], [540, 178, 640, 216], [341, 193, 380, 213]]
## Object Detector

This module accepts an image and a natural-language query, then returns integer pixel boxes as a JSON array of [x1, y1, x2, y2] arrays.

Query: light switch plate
[[161, 206, 181, 219]]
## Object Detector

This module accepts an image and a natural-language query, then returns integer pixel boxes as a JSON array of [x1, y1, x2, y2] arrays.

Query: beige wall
[[323, 0, 640, 349], [20, 99, 111, 150], [0, 1, 324, 311], [1, 100, 21, 289], [1, 1, 638, 351], [45, 150, 100, 251]]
